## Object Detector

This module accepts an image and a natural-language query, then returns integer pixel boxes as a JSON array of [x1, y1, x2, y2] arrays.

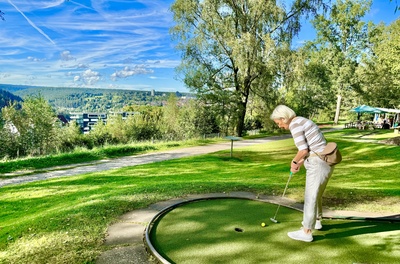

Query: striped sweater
[[289, 117, 326, 153]]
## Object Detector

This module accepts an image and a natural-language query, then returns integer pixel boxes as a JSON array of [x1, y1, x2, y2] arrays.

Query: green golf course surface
[[148, 198, 400, 264]]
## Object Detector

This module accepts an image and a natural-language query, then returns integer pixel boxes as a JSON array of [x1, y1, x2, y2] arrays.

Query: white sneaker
[[288, 229, 313, 242], [301, 220, 322, 230]]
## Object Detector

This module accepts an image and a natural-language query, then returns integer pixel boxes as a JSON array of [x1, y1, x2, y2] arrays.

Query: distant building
[[70, 112, 107, 134], [69, 112, 138, 133], [4, 121, 19, 135]]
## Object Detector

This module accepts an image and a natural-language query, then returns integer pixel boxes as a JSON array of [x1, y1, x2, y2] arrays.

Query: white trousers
[[302, 156, 334, 229]]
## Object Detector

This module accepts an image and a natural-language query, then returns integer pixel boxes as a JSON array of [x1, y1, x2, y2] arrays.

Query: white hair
[[270, 105, 296, 123]]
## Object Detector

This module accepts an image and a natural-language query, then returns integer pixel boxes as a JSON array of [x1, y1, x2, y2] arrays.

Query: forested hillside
[[0, 89, 23, 108], [0, 84, 189, 113]]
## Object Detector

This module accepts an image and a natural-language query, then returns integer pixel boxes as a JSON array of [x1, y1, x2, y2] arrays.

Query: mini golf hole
[[234, 227, 244, 232]]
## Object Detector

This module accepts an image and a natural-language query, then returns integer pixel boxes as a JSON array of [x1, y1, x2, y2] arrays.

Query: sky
[[0, 0, 399, 93]]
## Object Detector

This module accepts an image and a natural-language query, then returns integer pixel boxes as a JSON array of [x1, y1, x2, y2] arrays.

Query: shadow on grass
[[314, 220, 400, 241]]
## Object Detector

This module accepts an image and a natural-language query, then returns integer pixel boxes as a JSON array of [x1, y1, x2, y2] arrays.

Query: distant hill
[[0, 84, 191, 113], [0, 84, 34, 93], [0, 89, 23, 109]]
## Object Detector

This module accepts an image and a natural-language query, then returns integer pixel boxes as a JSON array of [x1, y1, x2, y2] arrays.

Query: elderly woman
[[270, 105, 334, 242]]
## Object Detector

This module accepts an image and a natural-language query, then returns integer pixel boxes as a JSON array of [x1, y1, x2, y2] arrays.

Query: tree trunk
[[236, 104, 246, 137], [334, 94, 342, 125], [236, 101, 247, 137]]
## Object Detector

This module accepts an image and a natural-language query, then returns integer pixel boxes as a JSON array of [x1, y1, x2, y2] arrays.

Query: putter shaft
[[270, 172, 292, 223]]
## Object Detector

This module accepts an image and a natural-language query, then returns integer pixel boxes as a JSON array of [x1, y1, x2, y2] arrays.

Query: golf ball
[[261, 222, 266, 227]]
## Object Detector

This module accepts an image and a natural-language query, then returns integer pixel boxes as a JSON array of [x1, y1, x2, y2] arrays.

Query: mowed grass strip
[[0, 130, 399, 263], [0, 138, 224, 175]]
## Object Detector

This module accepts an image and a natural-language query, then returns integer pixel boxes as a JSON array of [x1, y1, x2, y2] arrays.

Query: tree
[[171, 0, 326, 136], [123, 105, 163, 141], [0, 109, 20, 158], [162, 94, 180, 140], [309, 0, 372, 123], [1, 95, 60, 157], [357, 19, 400, 108], [89, 118, 112, 146], [104, 114, 127, 143], [177, 99, 220, 138], [58, 120, 85, 151], [286, 46, 335, 119], [191, 101, 220, 136]]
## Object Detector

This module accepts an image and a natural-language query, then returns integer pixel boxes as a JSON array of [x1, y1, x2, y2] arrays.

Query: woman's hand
[[290, 159, 304, 174], [290, 161, 300, 173]]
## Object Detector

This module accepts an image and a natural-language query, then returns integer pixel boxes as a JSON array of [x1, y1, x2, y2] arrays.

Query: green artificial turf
[[150, 198, 400, 264]]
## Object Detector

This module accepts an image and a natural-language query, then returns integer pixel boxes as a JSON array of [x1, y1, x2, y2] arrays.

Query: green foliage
[[0, 91, 224, 159], [304, 0, 372, 122], [162, 94, 180, 139], [1, 95, 61, 158], [171, 0, 326, 136], [282, 47, 336, 119], [57, 121, 83, 152], [86, 120, 111, 146], [357, 19, 400, 108]]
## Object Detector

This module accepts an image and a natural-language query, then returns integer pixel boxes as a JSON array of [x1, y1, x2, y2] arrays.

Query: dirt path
[[0, 135, 292, 188]]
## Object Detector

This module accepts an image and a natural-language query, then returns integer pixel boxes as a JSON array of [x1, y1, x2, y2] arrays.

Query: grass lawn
[[0, 138, 224, 175], [0, 129, 399, 263]]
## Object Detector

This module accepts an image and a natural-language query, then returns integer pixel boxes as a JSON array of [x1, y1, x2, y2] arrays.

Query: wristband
[[292, 160, 297, 164]]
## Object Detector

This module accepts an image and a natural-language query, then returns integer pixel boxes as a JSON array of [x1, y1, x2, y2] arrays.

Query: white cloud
[[60, 63, 89, 69], [27, 56, 45, 62], [77, 63, 89, 69], [60, 50, 75, 61], [82, 69, 101, 85], [110, 66, 154, 81], [73, 69, 101, 86]]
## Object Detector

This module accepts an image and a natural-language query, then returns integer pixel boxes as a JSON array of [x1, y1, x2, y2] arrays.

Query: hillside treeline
[[0, 85, 187, 113], [0, 89, 23, 109]]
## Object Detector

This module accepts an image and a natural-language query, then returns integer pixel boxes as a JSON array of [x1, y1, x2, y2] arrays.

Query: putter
[[270, 171, 293, 223]]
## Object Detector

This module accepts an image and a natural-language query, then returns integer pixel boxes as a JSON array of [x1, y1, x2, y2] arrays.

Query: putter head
[[270, 218, 278, 223]]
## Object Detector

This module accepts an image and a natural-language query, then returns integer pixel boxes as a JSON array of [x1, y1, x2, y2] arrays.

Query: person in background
[[270, 105, 334, 242], [382, 120, 390, 129]]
